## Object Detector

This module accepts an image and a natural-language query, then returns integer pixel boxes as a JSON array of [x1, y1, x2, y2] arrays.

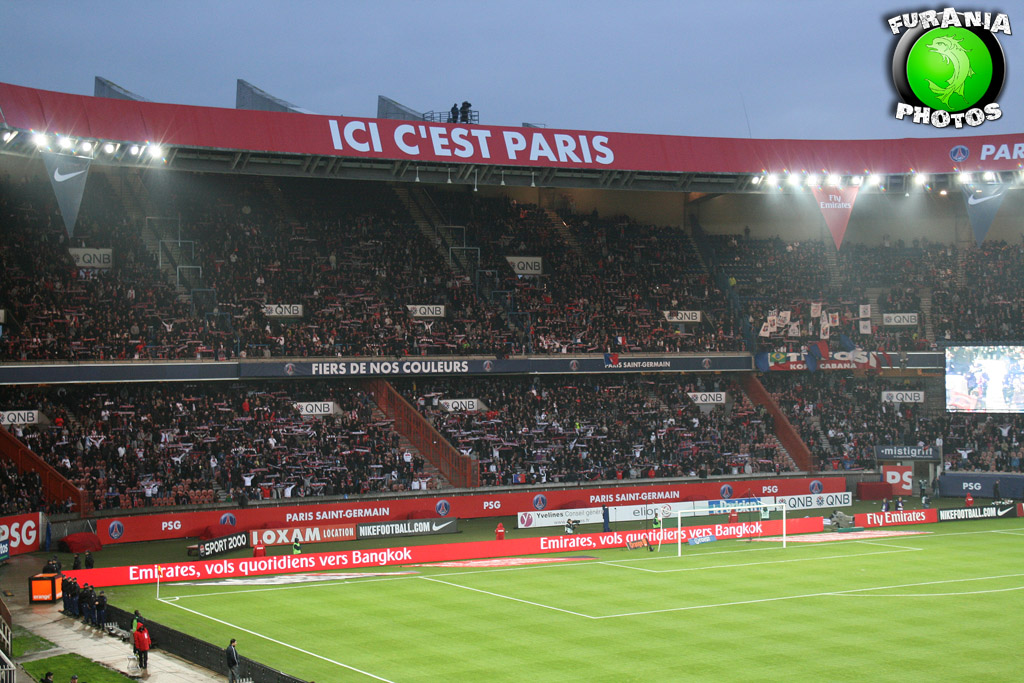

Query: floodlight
[[805, 174, 819, 187], [914, 174, 927, 185], [1, 131, 17, 143], [850, 176, 864, 186], [826, 174, 841, 187], [147, 144, 164, 158], [80, 141, 93, 153], [103, 142, 116, 154], [959, 172, 972, 183], [750, 175, 762, 185], [765, 173, 778, 186], [129, 145, 140, 155], [58, 136, 73, 149], [983, 171, 996, 181], [867, 174, 881, 186], [786, 173, 801, 187], [32, 133, 49, 147]]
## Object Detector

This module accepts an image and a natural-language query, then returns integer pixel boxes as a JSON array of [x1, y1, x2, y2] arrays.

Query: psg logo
[[483, 360, 493, 372], [533, 494, 548, 510], [519, 513, 534, 527], [949, 145, 969, 162], [284, 363, 296, 376], [108, 520, 124, 540], [720, 484, 734, 499], [569, 360, 580, 371], [436, 499, 451, 517], [220, 513, 237, 526], [701, 358, 712, 370], [809, 480, 824, 494]]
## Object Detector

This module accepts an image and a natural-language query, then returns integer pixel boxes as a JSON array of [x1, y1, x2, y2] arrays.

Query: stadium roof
[[1, 81, 1022, 193]]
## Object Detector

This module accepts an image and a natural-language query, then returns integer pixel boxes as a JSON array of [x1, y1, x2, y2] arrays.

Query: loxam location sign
[[889, 8, 1010, 129]]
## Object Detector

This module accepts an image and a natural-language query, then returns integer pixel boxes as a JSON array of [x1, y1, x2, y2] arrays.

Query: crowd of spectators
[[0, 380, 430, 515], [397, 375, 791, 487], [0, 458, 47, 516], [932, 240, 1024, 343]]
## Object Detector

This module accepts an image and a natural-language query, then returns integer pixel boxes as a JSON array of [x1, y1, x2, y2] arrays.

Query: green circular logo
[[906, 28, 993, 112]]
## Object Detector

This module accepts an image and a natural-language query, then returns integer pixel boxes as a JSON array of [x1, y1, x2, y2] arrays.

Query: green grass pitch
[[103, 518, 1024, 682]]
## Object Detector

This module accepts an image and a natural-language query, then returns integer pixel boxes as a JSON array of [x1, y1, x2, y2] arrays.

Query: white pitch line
[[855, 540, 923, 551], [418, 576, 597, 619], [992, 529, 1024, 536], [833, 585, 1024, 598], [159, 598, 394, 681], [595, 572, 1024, 619], [602, 547, 920, 574]]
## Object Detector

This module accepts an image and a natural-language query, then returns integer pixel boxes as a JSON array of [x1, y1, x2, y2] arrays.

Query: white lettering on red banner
[[0, 512, 41, 556], [882, 466, 914, 494]]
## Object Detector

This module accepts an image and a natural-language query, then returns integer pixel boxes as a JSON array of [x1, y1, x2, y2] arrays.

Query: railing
[[742, 374, 814, 471], [0, 427, 84, 513], [423, 108, 480, 124], [0, 593, 11, 657], [364, 379, 479, 488]]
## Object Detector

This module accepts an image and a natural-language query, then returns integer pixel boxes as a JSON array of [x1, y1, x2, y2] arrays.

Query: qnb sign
[[294, 402, 335, 416], [687, 392, 726, 404], [0, 410, 41, 426], [68, 248, 113, 269], [882, 312, 919, 326], [505, 256, 542, 274], [439, 398, 487, 412], [262, 304, 304, 318], [881, 391, 925, 403], [406, 304, 445, 318]]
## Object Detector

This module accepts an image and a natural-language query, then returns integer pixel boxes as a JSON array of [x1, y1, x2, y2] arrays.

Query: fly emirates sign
[[328, 120, 615, 167]]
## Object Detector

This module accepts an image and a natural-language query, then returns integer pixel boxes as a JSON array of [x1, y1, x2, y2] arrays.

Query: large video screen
[[946, 346, 1024, 413]]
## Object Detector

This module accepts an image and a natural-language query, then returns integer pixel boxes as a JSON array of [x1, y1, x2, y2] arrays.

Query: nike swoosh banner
[[41, 151, 91, 237], [811, 186, 860, 250], [962, 184, 1007, 246]]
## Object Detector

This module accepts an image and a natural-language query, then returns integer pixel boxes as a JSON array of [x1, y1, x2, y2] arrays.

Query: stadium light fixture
[[80, 141, 93, 153], [805, 173, 820, 187], [866, 174, 881, 186], [32, 132, 49, 148], [750, 175, 762, 186], [958, 172, 972, 183], [447, 168, 452, 184], [531, 172, 536, 187], [103, 142, 116, 154], [129, 145, 141, 155], [473, 169, 478, 192], [826, 174, 841, 187], [939, 189, 948, 195], [914, 173, 927, 186], [147, 144, 164, 159], [765, 173, 778, 186], [786, 173, 801, 187], [58, 136, 73, 150], [983, 171, 996, 181], [500, 170, 506, 186], [415, 166, 420, 182]]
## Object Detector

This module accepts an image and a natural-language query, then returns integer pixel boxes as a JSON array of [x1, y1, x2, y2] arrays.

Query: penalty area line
[[158, 598, 394, 682], [419, 576, 597, 619]]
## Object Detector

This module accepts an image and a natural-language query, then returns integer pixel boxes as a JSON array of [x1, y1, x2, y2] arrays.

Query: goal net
[[670, 502, 788, 556]]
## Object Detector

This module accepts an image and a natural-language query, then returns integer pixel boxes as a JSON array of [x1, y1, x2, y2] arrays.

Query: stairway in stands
[[543, 208, 583, 257], [368, 403, 450, 490], [919, 287, 935, 341]]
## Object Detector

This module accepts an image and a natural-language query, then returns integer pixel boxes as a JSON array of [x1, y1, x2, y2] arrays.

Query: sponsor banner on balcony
[[776, 492, 853, 510], [937, 505, 1018, 522], [882, 312, 919, 326], [854, 508, 938, 527], [687, 392, 726, 404], [505, 256, 542, 275], [197, 532, 251, 558], [294, 402, 336, 416], [68, 248, 113, 269], [406, 304, 446, 318], [874, 446, 941, 462], [357, 518, 458, 539], [93, 477, 844, 544], [0, 512, 42, 557], [262, 304, 304, 318], [0, 410, 42, 425], [249, 524, 357, 547], [439, 398, 488, 412], [662, 310, 702, 323]]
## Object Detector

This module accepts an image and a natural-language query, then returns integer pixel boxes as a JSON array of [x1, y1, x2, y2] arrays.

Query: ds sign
[[0, 512, 41, 556]]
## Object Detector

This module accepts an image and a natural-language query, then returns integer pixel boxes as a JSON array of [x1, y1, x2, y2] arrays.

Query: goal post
[[674, 502, 788, 556]]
